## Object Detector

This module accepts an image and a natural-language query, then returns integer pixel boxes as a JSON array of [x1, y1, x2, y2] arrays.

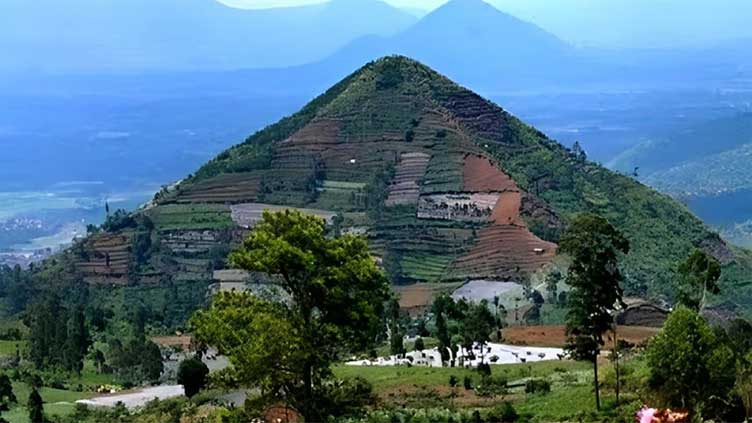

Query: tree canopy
[[192, 210, 390, 420], [559, 213, 630, 410], [647, 307, 736, 419], [177, 356, 210, 398], [676, 249, 721, 312]]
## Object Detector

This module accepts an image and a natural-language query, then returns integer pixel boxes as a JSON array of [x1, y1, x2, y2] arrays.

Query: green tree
[[414, 337, 425, 352], [676, 249, 721, 312], [545, 270, 562, 305], [387, 299, 405, 357], [647, 307, 736, 419], [463, 301, 496, 362], [0, 374, 16, 407], [177, 356, 210, 398], [108, 338, 164, 385], [192, 210, 390, 421], [727, 318, 752, 357], [27, 388, 44, 423], [559, 214, 630, 410], [433, 306, 451, 359], [63, 306, 89, 374], [737, 353, 752, 420], [25, 296, 86, 372], [140, 340, 164, 383]]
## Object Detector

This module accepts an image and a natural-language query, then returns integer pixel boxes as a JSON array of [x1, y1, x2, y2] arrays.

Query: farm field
[[230, 203, 337, 228], [145, 203, 232, 231], [0, 340, 25, 357], [395, 282, 464, 315], [334, 354, 649, 422], [503, 325, 659, 348]]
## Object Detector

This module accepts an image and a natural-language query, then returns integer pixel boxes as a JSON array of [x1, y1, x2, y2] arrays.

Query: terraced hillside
[[52, 56, 752, 311]]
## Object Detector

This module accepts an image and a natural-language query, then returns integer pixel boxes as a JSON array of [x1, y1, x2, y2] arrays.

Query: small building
[[616, 298, 669, 327]]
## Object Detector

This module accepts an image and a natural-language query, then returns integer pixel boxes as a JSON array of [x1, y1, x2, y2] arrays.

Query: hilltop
[[33, 56, 749, 317]]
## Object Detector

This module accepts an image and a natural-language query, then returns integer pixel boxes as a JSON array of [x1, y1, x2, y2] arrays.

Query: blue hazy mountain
[[319, 0, 576, 89], [0, 0, 416, 72]]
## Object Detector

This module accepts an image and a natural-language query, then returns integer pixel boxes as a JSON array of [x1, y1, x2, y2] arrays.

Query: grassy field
[[145, 203, 233, 231], [334, 355, 645, 422], [3, 382, 95, 423], [334, 360, 590, 392], [0, 340, 25, 357], [0, 360, 118, 423]]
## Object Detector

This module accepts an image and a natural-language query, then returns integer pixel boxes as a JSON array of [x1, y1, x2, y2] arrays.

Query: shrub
[[405, 129, 415, 143], [316, 377, 377, 419], [439, 347, 450, 363], [463, 376, 473, 390], [449, 375, 458, 388], [525, 378, 551, 394], [476, 374, 508, 397], [177, 356, 209, 398], [487, 401, 519, 422], [414, 337, 425, 352], [477, 362, 491, 377]]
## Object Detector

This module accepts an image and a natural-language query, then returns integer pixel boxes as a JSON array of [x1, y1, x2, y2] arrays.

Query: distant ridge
[[0, 0, 416, 71]]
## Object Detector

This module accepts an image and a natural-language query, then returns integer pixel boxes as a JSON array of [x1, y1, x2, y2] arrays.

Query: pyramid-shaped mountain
[[70, 56, 750, 307]]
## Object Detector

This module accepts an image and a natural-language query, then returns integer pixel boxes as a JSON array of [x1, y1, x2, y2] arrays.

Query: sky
[[218, 0, 446, 11]]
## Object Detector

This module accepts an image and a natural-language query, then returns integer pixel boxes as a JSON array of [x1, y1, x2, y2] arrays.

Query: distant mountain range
[[314, 0, 582, 89], [0, 0, 416, 71], [3, 0, 750, 94], [610, 113, 752, 179], [610, 113, 752, 247]]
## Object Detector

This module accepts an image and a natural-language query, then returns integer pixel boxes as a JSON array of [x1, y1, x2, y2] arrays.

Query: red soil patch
[[456, 154, 556, 280], [504, 325, 660, 348], [395, 284, 434, 311], [454, 225, 556, 282], [394, 284, 452, 316], [463, 155, 517, 192], [490, 191, 523, 225]]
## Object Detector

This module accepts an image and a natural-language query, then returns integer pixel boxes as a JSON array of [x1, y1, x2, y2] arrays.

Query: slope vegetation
[[31, 56, 752, 315]]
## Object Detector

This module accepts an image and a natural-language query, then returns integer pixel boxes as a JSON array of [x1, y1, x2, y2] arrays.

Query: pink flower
[[637, 406, 657, 423]]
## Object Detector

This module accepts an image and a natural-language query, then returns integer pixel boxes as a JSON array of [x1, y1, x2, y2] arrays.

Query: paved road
[[76, 385, 185, 409]]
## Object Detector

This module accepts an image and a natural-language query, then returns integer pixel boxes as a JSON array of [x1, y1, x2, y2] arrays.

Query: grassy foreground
[[334, 356, 646, 422]]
